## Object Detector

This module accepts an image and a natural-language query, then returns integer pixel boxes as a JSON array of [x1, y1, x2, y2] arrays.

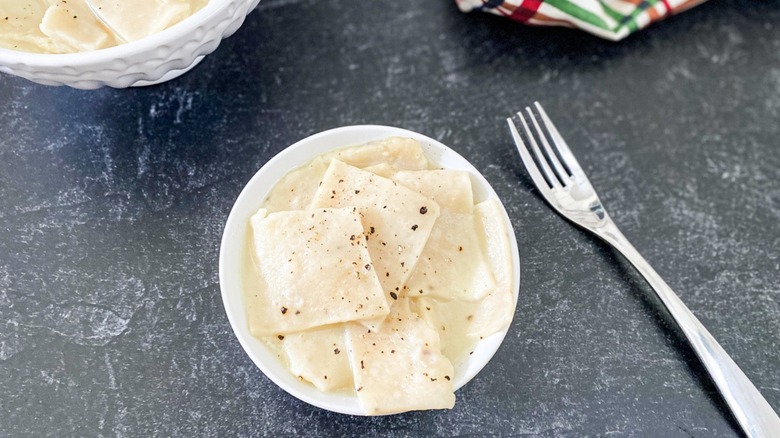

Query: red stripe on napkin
[[510, 0, 543, 22], [660, 0, 673, 15]]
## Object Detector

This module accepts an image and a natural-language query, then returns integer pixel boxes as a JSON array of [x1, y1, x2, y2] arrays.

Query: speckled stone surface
[[1, 1, 779, 436]]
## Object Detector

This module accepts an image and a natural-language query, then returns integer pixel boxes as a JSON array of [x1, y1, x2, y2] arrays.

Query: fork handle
[[596, 220, 780, 438]]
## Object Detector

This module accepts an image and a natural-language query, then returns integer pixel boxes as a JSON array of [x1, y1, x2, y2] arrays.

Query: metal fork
[[508, 102, 780, 438]]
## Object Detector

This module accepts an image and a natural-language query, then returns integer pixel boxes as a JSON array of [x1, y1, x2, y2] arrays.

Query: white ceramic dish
[[219, 125, 520, 415], [0, 0, 260, 89]]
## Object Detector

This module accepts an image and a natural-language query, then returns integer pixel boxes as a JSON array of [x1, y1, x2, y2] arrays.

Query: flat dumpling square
[[261, 156, 331, 213], [393, 169, 474, 214], [344, 301, 455, 414], [310, 160, 441, 304], [40, 1, 115, 51], [248, 208, 390, 335], [412, 199, 515, 344], [405, 212, 495, 301], [86, 0, 190, 43], [468, 198, 516, 338], [322, 137, 430, 171], [395, 169, 494, 301], [361, 162, 396, 178], [411, 297, 473, 363], [282, 326, 353, 392]]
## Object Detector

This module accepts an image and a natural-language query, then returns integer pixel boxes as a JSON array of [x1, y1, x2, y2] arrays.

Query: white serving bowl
[[0, 0, 260, 89], [219, 125, 520, 415]]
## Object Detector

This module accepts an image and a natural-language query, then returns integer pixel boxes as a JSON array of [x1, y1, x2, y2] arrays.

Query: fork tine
[[516, 109, 562, 190], [525, 107, 570, 186], [534, 102, 585, 180], [507, 117, 555, 196]]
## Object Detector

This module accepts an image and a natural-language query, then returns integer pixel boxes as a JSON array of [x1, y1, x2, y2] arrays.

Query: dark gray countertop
[[1, 1, 779, 436]]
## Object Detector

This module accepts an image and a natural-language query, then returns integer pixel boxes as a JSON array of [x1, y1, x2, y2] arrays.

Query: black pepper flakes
[[420, 206, 428, 214], [334, 348, 340, 355], [444, 376, 451, 381], [364, 264, 371, 271], [295, 310, 301, 315], [411, 224, 418, 231], [355, 190, 360, 194], [280, 307, 288, 314], [350, 235, 356, 241], [360, 360, 365, 369], [370, 226, 375, 234], [277, 335, 285, 341], [390, 292, 398, 300]]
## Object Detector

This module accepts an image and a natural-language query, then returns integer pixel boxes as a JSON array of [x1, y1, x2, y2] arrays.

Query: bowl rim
[[219, 125, 521, 415], [0, 0, 237, 65]]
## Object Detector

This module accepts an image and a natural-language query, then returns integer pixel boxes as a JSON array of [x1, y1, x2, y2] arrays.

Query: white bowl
[[219, 125, 521, 415], [0, 0, 260, 89]]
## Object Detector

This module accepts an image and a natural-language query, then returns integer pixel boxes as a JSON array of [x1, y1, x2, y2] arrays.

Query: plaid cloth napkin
[[456, 0, 707, 40]]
